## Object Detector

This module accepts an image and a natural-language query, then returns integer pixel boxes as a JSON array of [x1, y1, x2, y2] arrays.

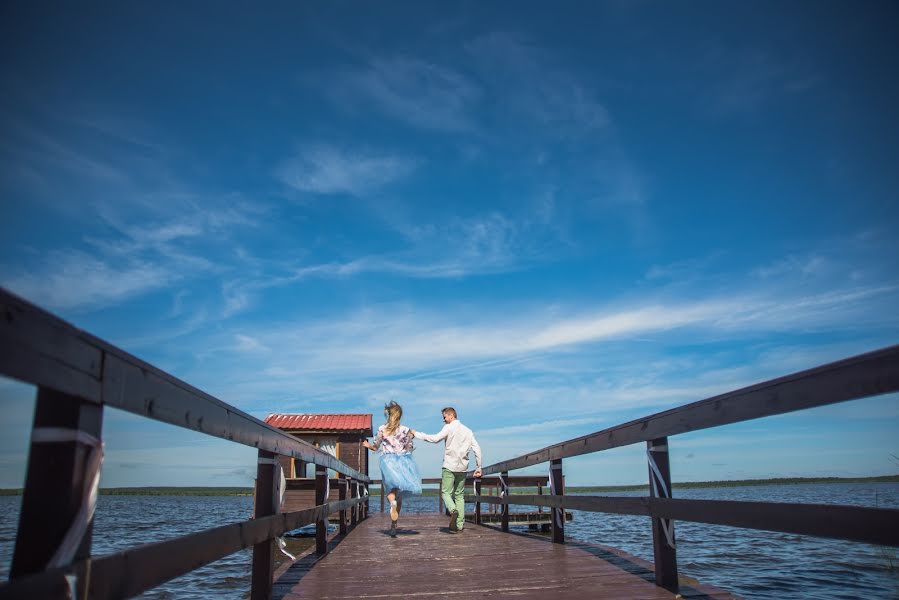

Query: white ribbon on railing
[[549, 462, 563, 530], [498, 473, 508, 498], [646, 447, 676, 549], [31, 427, 104, 570], [259, 457, 296, 561]]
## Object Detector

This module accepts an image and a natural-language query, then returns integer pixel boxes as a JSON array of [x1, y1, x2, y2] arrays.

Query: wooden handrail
[[479, 343, 899, 476], [0, 496, 367, 600], [466, 494, 899, 547], [0, 287, 368, 482]]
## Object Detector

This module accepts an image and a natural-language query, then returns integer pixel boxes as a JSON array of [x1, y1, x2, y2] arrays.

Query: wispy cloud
[[465, 32, 610, 136], [3, 251, 175, 311], [276, 144, 418, 196], [330, 57, 481, 132]]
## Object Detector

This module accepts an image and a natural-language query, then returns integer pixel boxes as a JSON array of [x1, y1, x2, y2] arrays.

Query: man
[[413, 407, 482, 533]]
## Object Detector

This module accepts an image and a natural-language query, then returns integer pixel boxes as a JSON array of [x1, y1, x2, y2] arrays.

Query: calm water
[[1, 483, 897, 599]]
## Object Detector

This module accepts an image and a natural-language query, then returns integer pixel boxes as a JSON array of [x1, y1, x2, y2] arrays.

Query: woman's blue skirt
[[379, 453, 422, 496]]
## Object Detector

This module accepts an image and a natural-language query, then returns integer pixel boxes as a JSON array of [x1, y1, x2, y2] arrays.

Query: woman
[[362, 401, 422, 537]]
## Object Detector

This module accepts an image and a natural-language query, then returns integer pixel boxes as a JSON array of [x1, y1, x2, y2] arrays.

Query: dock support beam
[[647, 437, 678, 593], [315, 465, 329, 556], [550, 458, 564, 544], [11, 387, 103, 599], [251, 449, 276, 600]]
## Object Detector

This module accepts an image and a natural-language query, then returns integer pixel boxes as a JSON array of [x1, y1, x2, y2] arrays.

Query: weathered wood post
[[11, 388, 103, 598], [380, 482, 385, 513], [550, 458, 564, 544], [362, 483, 369, 520], [501, 471, 510, 532], [339, 475, 348, 536], [647, 437, 678, 593], [474, 476, 482, 525], [251, 449, 276, 600], [350, 481, 358, 527], [315, 465, 328, 556], [438, 484, 444, 515]]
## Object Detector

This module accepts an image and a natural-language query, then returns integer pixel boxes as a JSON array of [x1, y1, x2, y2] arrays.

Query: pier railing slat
[[0, 497, 366, 600], [468, 494, 899, 548]]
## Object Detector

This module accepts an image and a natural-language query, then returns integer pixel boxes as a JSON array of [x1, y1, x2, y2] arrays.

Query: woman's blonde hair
[[384, 401, 403, 435]]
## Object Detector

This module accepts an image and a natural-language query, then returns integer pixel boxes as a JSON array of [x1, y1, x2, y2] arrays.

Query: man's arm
[[471, 435, 482, 477], [414, 424, 450, 443]]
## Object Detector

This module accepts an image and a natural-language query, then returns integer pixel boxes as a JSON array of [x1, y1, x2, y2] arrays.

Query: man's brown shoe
[[449, 509, 459, 531]]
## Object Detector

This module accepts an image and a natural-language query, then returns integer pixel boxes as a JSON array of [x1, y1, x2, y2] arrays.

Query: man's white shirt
[[416, 420, 482, 473]]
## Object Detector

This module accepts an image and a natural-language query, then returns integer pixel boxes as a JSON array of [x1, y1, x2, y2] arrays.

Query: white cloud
[[233, 334, 270, 354], [277, 144, 417, 196], [2, 251, 174, 311], [465, 32, 610, 135], [332, 57, 481, 132]]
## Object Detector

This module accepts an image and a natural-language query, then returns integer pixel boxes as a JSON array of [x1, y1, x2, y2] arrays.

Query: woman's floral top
[[374, 424, 414, 455]]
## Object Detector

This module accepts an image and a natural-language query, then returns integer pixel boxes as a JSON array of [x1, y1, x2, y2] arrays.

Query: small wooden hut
[[264, 413, 372, 513]]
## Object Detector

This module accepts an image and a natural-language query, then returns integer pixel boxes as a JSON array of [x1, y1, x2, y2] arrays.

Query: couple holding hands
[[362, 401, 482, 537]]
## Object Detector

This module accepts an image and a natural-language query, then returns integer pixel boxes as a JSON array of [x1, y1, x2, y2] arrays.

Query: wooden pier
[[273, 513, 735, 599], [2, 286, 898, 600]]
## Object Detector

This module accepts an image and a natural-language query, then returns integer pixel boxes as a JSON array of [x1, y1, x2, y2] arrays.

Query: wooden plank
[[647, 437, 678, 592], [468, 494, 899, 547], [0, 288, 102, 402], [252, 450, 277, 600], [550, 458, 564, 544], [10, 388, 103, 600], [0, 497, 366, 600], [650, 497, 899, 548], [501, 470, 509, 532], [315, 465, 328, 555], [274, 514, 737, 599], [481, 343, 899, 475], [0, 287, 368, 482]]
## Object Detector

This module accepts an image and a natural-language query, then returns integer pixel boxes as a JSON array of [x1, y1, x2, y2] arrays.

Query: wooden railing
[[467, 343, 899, 593], [0, 287, 371, 600], [373, 475, 549, 518]]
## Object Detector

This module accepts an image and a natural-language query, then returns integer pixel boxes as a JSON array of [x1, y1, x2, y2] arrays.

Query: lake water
[[1, 483, 897, 599]]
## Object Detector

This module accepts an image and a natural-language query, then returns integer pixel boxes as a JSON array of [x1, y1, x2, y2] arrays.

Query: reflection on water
[[1, 483, 897, 599]]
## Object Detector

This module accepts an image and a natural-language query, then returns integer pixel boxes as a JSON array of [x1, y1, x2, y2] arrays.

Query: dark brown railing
[[0, 288, 371, 600], [467, 343, 899, 593]]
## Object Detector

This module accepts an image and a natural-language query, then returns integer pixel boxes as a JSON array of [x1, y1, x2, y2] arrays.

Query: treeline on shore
[[1, 474, 896, 496]]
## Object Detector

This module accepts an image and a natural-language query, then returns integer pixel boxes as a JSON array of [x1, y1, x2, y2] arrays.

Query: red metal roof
[[265, 413, 372, 433]]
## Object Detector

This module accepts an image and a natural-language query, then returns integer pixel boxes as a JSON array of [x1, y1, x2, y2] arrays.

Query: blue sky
[[1, 2, 897, 488]]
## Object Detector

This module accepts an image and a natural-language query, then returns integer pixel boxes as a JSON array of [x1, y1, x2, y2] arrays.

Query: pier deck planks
[[273, 513, 737, 599]]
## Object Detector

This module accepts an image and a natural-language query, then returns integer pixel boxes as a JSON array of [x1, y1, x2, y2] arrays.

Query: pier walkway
[[272, 513, 736, 599]]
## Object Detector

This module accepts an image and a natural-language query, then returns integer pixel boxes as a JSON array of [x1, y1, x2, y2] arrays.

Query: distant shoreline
[[1, 475, 896, 496]]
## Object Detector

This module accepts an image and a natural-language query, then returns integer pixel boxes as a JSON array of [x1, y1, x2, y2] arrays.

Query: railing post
[[647, 437, 678, 593], [364, 483, 370, 519], [339, 474, 348, 536], [438, 483, 444, 515], [550, 458, 564, 544], [315, 465, 328, 556], [251, 449, 276, 600], [350, 481, 358, 527], [11, 387, 103, 597], [474, 477, 482, 525], [380, 482, 385, 513], [501, 471, 510, 532]]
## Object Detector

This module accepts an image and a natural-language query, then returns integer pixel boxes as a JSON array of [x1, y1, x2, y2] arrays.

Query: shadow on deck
[[272, 513, 738, 599]]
